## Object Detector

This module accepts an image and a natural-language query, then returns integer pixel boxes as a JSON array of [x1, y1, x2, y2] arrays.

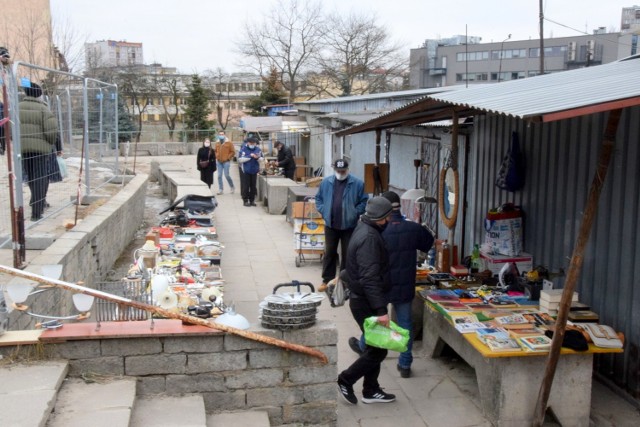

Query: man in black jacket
[[273, 140, 296, 180], [337, 196, 396, 405]]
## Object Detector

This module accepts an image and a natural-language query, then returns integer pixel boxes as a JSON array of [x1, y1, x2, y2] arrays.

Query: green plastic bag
[[363, 316, 410, 352]]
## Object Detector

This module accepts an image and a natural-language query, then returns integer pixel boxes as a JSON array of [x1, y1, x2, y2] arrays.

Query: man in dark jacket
[[337, 196, 396, 405], [273, 140, 296, 180], [381, 191, 434, 377], [238, 136, 263, 206], [19, 82, 58, 221]]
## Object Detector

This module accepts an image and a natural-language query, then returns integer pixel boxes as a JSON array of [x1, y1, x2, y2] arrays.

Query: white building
[[85, 40, 144, 68]]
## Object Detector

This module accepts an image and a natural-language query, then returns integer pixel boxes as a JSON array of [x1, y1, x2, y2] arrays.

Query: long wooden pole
[[0, 265, 328, 364], [532, 109, 622, 426]]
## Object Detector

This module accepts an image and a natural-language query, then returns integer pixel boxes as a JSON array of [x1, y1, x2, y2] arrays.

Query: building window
[[529, 46, 566, 58], [456, 51, 489, 61], [456, 73, 488, 81]]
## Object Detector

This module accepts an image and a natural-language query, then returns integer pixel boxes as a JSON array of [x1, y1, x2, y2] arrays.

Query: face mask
[[218, 136, 225, 142], [204, 142, 210, 147], [247, 144, 256, 150], [335, 172, 348, 181]]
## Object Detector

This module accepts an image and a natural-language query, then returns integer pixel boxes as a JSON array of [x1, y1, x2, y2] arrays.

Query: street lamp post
[[497, 34, 512, 83]]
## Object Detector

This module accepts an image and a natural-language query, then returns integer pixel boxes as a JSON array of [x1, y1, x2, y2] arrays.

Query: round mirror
[[438, 167, 459, 230]]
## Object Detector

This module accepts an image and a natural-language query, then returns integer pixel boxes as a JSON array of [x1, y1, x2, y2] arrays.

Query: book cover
[[421, 289, 459, 303], [438, 301, 470, 312], [455, 322, 488, 334], [489, 297, 519, 308], [522, 312, 556, 326], [449, 312, 479, 325], [494, 313, 529, 325], [463, 303, 489, 311], [540, 289, 579, 303], [482, 309, 515, 319], [475, 328, 521, 352], [519, 335, 552, 351], [567, 310, 600, 322], [509, 327, 546, 338]]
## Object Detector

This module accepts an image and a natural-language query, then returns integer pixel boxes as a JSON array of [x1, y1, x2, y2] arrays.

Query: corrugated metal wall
[[466, 107, 640, 398]]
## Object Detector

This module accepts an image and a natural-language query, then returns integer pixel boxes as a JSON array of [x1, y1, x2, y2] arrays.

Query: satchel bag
[[198, 159, 210, 169]]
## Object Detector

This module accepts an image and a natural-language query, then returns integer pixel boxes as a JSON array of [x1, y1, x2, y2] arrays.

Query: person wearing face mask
[[196, 138, 217, 188], [238, 136, 263, 206], [273, 140, 296, 180], [214, 131, 236, 195], [348, 191, 435, 379], [315, 159, 368, 290], [337, 196, 395, 405]]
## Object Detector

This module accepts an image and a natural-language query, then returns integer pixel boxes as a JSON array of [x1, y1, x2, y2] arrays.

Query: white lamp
[[72, 293, 95, 313], [214, 304, 250, 330], [151, 275, 170, 298], [6, 282, 36, 309], [41, 265, 63, 280]]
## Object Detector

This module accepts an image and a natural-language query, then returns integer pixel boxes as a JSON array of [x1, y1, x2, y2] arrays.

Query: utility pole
[[539, 0, 544, 75]]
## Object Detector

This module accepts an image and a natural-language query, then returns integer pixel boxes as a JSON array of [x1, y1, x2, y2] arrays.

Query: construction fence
[[1, 61, 122, 267]]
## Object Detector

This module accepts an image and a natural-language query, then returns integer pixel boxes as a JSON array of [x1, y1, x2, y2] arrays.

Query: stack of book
[[539, 289, 579, 316]]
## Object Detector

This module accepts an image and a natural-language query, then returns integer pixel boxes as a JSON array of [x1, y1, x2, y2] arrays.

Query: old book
[[455, 322, 488, 334], [567, 310, 600, 323], [421, 289, 459, 303], [438, 301, 470, 312], [475, 328, 522, 352], [519, 335, 552, 351], [449, 312, 479, 325], [494, 313, 529, 325], [508, 327, 546, 338], [539, 289, 579, 303]]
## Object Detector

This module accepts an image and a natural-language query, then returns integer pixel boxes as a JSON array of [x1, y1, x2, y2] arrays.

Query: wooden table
[[421, 301, 622, 427]]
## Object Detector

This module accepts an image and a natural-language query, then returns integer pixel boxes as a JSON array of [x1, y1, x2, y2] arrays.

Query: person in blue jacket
[[348, 191, 434, 378], [315, 159, 368, 288], [237, 136, 262, 206]]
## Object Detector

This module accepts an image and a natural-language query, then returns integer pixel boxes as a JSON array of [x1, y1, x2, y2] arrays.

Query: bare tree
[[52, 14, 88, 73], [318, 12, 408, 96], [149, 73, 185, 141], [115, 68, 152, 142], [235, 0, 326, 101], [202, 68, 234, 131]]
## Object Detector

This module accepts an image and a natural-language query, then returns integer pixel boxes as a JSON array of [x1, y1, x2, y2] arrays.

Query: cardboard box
[[480, 251, 533, 275], [293, 218, 324, 234], [291, 201, 321, 219]]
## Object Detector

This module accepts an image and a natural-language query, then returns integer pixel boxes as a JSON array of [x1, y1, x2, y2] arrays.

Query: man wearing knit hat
[[337, 196, 395, 405], [348, 191, 434, 378]]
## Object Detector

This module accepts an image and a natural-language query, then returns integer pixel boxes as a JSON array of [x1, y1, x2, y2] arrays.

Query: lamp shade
[[6, 282, 35, 304], [214, 305, 250, 330], [151, 275, 170, 297], [72, 293, 95, 312], [41, 265, 63, 280]]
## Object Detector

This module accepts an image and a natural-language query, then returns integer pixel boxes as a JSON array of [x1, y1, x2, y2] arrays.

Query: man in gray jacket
[[19, 82, 58, 221]]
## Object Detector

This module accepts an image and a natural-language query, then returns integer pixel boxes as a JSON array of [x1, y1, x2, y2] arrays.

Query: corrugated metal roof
[[336, 56, 640, 136], [298, 87, 451, 104]]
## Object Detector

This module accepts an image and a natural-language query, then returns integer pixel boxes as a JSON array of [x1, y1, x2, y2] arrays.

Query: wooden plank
[[0, 330, 43, 346]]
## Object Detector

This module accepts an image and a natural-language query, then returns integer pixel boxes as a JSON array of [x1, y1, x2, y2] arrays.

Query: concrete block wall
[[5, 174, 148, 330], [3, 321, 338, 426]]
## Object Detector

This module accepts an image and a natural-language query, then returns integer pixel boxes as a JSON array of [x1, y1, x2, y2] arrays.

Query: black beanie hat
[[381, 191, 401, 209], [365, 197, 393, 221], [24, 83, 42, 98]]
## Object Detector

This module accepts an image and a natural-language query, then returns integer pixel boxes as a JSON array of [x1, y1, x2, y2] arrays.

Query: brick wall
[[8, 321, 338, 426]]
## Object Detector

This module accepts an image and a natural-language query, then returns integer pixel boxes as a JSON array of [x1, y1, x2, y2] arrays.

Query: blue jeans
[[393, 301, 413, 369], [216, 161, 234, 191], [359, 301, 413, 369]]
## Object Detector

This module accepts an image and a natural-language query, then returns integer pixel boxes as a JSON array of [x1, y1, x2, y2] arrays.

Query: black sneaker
[[348, 337, 363, 355], [243, 200, 250, 207], [337, 378, 357, 405], [397, 365, 411, 378], [362, 389, 396, 404], [249, 201, 257, 206]]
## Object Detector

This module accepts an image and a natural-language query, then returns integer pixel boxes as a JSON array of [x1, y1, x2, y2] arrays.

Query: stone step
[[46, 377, 136, 427], [0, 360, 68, 427], [130, 394, 207, 427], [207, 411, 271, 427]]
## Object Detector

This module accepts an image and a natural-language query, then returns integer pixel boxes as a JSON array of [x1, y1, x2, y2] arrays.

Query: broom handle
[[0, 265, 328, 363]]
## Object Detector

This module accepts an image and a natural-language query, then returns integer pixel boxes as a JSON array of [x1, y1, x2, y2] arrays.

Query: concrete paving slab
[[206, 410, 270, 427], [0, 361, 68, 427], [131, 395, 206, 427], [47, 377, 136, 427]]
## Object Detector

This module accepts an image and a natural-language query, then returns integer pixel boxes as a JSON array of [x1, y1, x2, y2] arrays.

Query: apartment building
[[409, 30, 633, 89], [85, 40, 145, 68]]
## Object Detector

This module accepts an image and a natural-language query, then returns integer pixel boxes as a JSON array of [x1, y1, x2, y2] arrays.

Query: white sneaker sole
[[361, 396, 395, 404]]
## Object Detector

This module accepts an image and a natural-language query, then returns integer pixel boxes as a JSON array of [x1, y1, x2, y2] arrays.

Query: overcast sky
[[51, 0, 633, 74]]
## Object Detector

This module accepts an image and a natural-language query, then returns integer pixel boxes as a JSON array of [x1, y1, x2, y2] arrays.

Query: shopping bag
[[56, 156, 68, 179], [363, 317, 410, 352], [326, 270, 350, 307]]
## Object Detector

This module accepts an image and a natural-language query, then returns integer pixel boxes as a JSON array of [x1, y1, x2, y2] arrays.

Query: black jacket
[[276, 145, 295, 172], [345, 215, 390, 315]]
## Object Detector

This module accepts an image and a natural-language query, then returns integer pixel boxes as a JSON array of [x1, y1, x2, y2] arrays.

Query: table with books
[[418, 287, 623, 427]]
